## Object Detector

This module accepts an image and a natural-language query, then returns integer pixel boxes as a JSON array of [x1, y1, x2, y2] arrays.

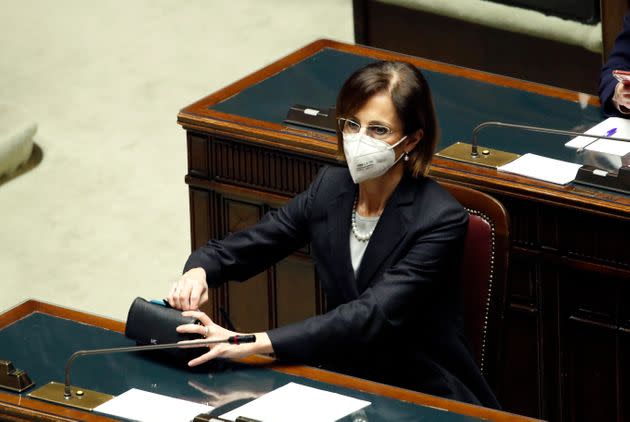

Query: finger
[[200, 290, 209, 307], [171, 279, 188, 310], [177, 281, 194, 311], [190, 282, 204, 310], [167, 282, 179, 308], [176, 323, 206, 336], [181, 310, 213, 326]]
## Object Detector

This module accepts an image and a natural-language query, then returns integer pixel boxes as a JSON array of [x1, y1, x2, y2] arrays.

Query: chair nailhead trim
[[465, 208, 497, 376]]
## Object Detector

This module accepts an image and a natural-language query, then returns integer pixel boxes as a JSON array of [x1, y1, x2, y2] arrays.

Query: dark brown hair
[[335, 60, 439, 177]]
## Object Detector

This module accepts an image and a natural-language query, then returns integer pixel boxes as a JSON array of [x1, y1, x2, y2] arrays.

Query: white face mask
[[343, 132, 407, 184]]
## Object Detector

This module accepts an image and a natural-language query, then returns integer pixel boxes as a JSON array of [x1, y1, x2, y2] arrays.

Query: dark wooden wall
[[353, 0, 630, 94], [602, 0, 630, 58]]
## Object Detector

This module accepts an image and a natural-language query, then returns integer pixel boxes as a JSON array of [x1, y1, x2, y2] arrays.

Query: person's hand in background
[[613, 80, 630, 113]]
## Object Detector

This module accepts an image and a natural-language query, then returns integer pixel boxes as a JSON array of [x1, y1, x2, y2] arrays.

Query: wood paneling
[[500, 305, 542, 416], [601, 0, 630, 60], [560, 270, 628, 421], [353, 0, 601, 93], [275, 257, 317, 326]]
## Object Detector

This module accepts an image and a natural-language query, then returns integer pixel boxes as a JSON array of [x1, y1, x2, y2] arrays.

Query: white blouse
[[349, 212, 380, 276]]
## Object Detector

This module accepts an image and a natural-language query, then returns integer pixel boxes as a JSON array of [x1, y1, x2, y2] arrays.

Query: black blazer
[[185, 166, 499, 408]]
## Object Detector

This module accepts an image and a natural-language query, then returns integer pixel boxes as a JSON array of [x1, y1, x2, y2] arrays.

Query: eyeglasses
[[337, 117, 397, 140]]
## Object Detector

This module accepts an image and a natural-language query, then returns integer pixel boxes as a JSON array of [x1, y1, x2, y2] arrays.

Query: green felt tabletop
[[210, 48, 603, 163]]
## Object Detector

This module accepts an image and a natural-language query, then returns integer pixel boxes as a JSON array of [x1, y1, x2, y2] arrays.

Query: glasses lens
[[367, 125, 392, 139], [340, 118, 361, 134]]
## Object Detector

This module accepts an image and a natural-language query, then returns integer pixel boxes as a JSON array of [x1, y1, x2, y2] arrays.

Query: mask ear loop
[[391, 135, 408, 164]]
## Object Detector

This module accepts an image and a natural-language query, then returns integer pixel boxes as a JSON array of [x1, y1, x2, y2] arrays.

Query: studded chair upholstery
[[439, 181, 510, 389]]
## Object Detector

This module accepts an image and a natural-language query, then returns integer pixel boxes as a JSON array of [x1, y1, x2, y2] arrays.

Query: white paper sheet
[[94, 388, 213, 422], [565, 117, 630, 149], [498, 153, 582, 185], [220, 382, 371, 422]]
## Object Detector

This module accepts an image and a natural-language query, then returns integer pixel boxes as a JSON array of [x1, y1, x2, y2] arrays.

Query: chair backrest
[[439, 181, 510, 387]]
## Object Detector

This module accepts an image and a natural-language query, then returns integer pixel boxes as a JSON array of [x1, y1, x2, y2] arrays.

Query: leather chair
[[439, 181, 510, 390]]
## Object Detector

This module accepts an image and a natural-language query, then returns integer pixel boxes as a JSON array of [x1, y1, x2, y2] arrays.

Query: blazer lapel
[[327, 183, 358, 296], [355, 176, 416, 291]]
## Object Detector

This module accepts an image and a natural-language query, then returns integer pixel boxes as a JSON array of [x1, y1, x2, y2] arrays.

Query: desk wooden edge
[[0, 300, 541, 422]]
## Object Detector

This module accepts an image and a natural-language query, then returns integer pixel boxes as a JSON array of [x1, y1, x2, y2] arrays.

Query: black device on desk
[[0, 360, 34, 393], [575, 165, 630, 193], [284, 104, 336, 133]]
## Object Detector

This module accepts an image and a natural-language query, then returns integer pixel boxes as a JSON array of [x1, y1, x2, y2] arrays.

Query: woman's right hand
[[613, 80, 630, 112], [167, 267, 209, 310]]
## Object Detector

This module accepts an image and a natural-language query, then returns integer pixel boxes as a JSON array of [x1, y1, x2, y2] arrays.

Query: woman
[[168, 61, 499, 408]]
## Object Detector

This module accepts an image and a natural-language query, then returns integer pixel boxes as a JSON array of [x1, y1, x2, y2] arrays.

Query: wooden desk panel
[[179, 40, 630, 421]]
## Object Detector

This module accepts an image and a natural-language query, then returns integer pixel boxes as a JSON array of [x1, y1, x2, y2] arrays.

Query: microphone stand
[[28, 335, 256, 411], [469, 121, 630, 192], [436, 120, 630, 193], [470, 121, 630, 157]]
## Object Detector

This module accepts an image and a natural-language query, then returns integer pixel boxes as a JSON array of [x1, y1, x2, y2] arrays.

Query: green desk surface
[[1, 312, 484, 421], [210, 48, 603, 164]]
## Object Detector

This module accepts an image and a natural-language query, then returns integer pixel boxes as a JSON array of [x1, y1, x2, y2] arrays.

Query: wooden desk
[[0, 300, 538, 422], [178, 39, 630, 421]]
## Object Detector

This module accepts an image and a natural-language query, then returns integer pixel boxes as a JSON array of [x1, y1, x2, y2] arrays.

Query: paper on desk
[[565, 117, 630, 149], [498, 153, 582, 185], [220, 382, 370, 422], [94, 388, 213, 422]]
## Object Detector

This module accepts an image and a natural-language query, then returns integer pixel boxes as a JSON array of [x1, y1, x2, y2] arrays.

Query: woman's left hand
[[176, 310, 273, 367]]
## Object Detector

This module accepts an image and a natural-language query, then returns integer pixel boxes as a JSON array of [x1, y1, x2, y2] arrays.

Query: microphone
[[28, 335, 256, 411], [435, 120, 630, 192], [470, 121, 630, 157]]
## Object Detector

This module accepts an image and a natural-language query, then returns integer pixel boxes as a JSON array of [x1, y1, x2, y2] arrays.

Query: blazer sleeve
[[267, 200, 468, 363], [183, 167, 328, 286], [600, 12, 630, 117]]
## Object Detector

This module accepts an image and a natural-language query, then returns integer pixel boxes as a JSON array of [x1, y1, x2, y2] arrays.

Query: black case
[[124, 297, 204, 362]]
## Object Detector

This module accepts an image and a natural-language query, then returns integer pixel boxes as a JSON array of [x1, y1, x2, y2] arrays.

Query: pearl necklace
[[351, 195, 375, 242]]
